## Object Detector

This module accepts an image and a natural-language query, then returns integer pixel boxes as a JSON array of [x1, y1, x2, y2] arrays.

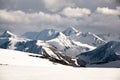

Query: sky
[[0, 0, 120, 35]]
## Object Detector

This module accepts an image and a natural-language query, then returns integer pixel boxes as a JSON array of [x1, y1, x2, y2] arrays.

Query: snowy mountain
[[0, 30, 120, 67], [0, 31, 86, 67], [0, 32, 48, 54], [23, 29, 95, 57], [47, 39, 95, 57], [0, 30, 17, 38], [33, 29, 60, 41], [77, 41, 120, 64], [63, 27, 106, 47], [62, 27, 80, 36], [22, 29, 59, 41]]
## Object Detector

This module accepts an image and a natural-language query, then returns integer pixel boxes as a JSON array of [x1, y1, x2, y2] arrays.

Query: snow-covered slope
[[76, 32, 106, 47], [42, 47, 86, 67], [0, 48, 86, 67], [47, 32, 95, 57], [0, 48, 65, 67], [63, 27, 106, 47], [22, 29, 95, 57], [47, 32, 72, 50], [77, 41, 120, 64]]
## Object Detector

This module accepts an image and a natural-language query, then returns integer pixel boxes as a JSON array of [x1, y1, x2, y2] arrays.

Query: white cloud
[[0, 10, 32, 24], [96, 7, 120, 15], [0, 9, 66, 34], [0, 9, 63, 24], [61, 7, 91, 18]]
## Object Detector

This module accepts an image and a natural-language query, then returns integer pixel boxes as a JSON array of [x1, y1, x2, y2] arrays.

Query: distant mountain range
[[0, 27, 120, 67], [23, 28, 96, 57], [63, 27, 106, 47], [23, 27, 106, 47]]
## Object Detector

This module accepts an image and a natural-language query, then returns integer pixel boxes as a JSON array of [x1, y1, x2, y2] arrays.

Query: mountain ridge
[[77, 41, 120, 64], [22, 28, 95, 57], [0, 30, 120, 67]]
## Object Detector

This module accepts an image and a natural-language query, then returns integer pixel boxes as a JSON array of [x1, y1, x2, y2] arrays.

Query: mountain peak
[[67, 27, 78, 32], [35, 29, 60, 41], [63, 27, 79, 36], [0, 30, 16, 38]]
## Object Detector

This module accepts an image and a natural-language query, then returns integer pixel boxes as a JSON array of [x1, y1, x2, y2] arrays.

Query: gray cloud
[[0, 0, 119, 12], [42, 0, 75, 12], [0, 0, 46, 12]]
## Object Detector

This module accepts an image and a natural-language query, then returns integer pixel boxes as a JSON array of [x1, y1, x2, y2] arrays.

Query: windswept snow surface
[[0, 49, 120, 80], [0, 48, 65, 67], [0, 65, 120, 80], [0, 47, 84, 67]]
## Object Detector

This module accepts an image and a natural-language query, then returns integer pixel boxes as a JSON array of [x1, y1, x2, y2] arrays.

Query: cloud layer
[[61, 7, 91, 17], [0, 0, 120, 35], [0, 6, 120, 35], [97, 7, 120, 15]]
